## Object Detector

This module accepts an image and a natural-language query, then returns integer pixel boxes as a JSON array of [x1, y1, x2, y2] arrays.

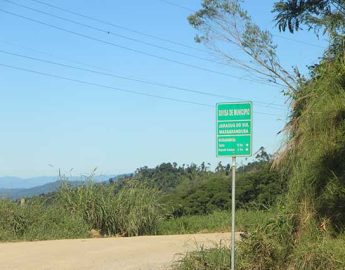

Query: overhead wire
[[273, 34, 324, 49], [21, 0, 208, 53], [158, 0, 195, 12], [0, 62, 283, 117], [0, 49, 286, 110], [0, 39, 111, 72], [0, 0, 287, 113], [24, 0, 324, 51], [0, 63, 212, 107], [3, 0, 222, 64], [0, 8, 280, 87], [4, 0, 289, 88]]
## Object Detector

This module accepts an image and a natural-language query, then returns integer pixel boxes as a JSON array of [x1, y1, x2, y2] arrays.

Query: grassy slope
[[158, 209, 275, 235]]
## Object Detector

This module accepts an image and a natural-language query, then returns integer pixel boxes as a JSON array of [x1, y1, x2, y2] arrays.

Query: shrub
[[0, 198, 89, 241], [58, 180, 163, 237]]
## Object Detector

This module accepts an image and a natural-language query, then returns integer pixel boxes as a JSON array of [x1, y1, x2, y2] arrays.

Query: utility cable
[[0, 8, 279, 86], [3, 0, 221, 63], [22, 0, 207, 53], [0, 62, 283, 117], [158, 0, 195, 12], [0, 49, 285, 110]]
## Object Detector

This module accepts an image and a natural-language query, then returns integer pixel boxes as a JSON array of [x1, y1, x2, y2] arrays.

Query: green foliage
[[284, 56, 345, 233], [180, 2, 345, 268], [160, 158, 283, 217], [273, 0, 345, 35], [237, 164, 284, 209], [172, 244, 230, 270], [174, 233, 345, 270], [112, 181, 163, 236], [236, 212, 295, 269], [273, 0, 345, 59], [132, 162, 186, 192], [59, 180, 163, 236], [0, 179, 163, 241], [0, 199, 89, 241], [165, 173, 230, 216], [158, 210, 276, 235], [290, 234, 345, 270], [232, 43, 345, 270]]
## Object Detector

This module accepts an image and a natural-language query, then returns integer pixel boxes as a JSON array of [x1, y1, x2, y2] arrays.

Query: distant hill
[[0, 176, 56, 189], [0, 174, 128, 200], [0, 180, 83, 200], [0, 175, 120, 189]]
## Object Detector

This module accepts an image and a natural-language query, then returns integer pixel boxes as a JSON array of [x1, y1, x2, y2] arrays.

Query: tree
[[273, 0, 345, 34], [188, 0, 297, 94], [273, 0, 345, 57]]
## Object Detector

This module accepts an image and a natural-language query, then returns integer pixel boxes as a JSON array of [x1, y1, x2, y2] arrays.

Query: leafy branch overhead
[[273, 0, 345, 35], [273, 0, 345, 58], [188, 0, 297, 94]]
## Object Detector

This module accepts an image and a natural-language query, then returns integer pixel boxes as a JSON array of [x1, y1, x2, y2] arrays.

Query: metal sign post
[[231, 156, 236, 270], [216, 102, 252, 270]]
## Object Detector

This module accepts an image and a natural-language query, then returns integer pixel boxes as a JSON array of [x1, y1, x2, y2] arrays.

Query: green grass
[[158, 209, 276, 235], [0, 199, 89, 242], [172, 232, 345, 270], [172, 244, 230, 270], [0, 180, 164, 241], [58, 180, 163, 237]]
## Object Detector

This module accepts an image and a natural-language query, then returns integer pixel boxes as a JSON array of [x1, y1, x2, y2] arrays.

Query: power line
[[0, 63, 212, 107], [0, 39, 110, 72], [0, 8, 279, 87], [27, 0, 323, 55], [0, 49, 285, 109], [158, 0, 195, 12], [273, 34, 325, 49], [0, 62, 282, 117], [3, 0, 220, 64], [4, 0, 272, 77], [22, 0, 207, 54]]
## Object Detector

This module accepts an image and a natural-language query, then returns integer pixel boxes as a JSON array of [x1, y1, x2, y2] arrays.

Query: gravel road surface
[[0, 233, 236, 270]]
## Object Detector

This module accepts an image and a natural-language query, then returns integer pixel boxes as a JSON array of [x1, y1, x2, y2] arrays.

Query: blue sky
[[0, 0, 327, 177]]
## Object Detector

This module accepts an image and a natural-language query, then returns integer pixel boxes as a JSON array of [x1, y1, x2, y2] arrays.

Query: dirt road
[[0, 233, 236, 270]]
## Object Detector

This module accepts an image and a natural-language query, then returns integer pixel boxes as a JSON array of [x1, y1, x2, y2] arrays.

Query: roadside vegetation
[[158, 209, 276, 235], [0, 181, 163, 241], [174, 0, 345, 269], [0, 148, 281, 242]]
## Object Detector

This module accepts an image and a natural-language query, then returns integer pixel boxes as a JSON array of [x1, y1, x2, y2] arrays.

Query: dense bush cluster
[[128, 153, 283, 217], [0, 181, 163, 241]]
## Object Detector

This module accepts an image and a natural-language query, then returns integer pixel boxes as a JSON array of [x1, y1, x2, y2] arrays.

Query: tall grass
[[58, 180, 164, 236], [172, 244, 230, 270], [113, 181, 163, 236], [0, 179, 164, 241], [158, 209, 275, 235], [0, 198, 89, 241], [58, 180, 118, 235]]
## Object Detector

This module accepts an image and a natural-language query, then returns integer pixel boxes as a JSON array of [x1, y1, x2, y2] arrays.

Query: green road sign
[[216, 102, 252, 157]]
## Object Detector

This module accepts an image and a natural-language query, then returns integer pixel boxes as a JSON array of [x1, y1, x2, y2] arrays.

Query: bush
[[158, 209, 276, 235], [58, 180, 163, 237], [172, 244, 230, 270], [113, 182, 163, 236], [0, 199, 89, 241], [0, 180, 164, 241]]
